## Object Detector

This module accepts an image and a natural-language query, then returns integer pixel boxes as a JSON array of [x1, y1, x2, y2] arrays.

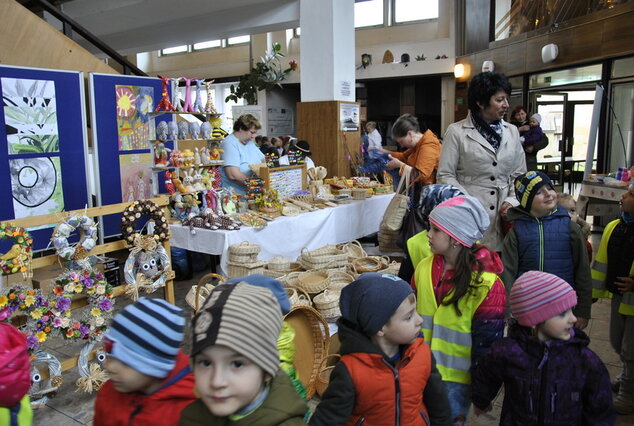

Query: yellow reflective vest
[[591, 219, 634, 316], [407, 231, 432, 271], [415, 255, 498, 384]]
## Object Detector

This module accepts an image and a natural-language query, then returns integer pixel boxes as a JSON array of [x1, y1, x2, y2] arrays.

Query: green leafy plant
[[225, 43, 296, 105], [415, 54, 426, 61]]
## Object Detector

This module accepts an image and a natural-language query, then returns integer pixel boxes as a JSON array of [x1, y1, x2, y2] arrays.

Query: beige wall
[[0, 0, 117, 75]]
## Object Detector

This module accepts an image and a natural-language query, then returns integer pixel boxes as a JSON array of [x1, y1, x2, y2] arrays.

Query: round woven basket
[[298, 245, 348, 270], [313, 290, 341, 321], [283, 306, 331, 399], [268, 255, 292, 271], [279, 271, 302, 287], [328, 270, 355, 292], [286, 285, 312, 307], [352, 256, 383, 274], [297, 270, 331, 294], [336, 240, 367, 261], [228, 241, 260, 256]]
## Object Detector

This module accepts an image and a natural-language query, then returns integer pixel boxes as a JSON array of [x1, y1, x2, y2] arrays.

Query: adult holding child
[[220, 114, 264, 196], [438, 71, 526, 252]]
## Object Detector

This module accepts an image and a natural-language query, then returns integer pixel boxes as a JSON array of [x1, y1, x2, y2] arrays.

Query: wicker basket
[[283, 306, 331, 399], [228, 252, 259, 264], [226, 261, 266, 279], [336, 240, 367, 261], [352, 256, 384, 274], [313, 289, 341, 321], [268, 255, 292, 271], [315, 354, 341, 396], [327, 270, 355, 292], [377, 227, 402, 253], [298, 245, 348, 270], [279, 271, 302, 287], [378, 260, 401, 276], [351, 188, 368, 200], [228, 241, 260, 256], [263, 262, 302, 278], [297, 270, 331, 294], [185, 273, 226, 312], [286, 285, 312, 307]]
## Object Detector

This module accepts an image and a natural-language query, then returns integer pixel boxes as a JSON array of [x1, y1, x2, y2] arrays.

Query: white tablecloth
[[170, 194, 394, 275]]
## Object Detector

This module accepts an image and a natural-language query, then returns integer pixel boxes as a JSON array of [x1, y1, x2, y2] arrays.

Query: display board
[[260, 164, 307, 199], [89, 73, 171, 238], [0, 64, 91, 250]]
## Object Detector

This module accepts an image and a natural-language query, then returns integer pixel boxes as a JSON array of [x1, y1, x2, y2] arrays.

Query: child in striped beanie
[[471, 271, 614, 424], [94, 297, 196, 426]]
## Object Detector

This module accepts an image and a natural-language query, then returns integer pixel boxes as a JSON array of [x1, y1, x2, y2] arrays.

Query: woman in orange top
[[384, 114, 441, 184]]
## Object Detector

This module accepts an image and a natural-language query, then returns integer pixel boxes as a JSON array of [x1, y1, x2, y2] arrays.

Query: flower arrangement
[[225, 43, 297, 105], [0, 270, 115, 351], [254, 189, 282, 211], [0, 223, 33, 277]]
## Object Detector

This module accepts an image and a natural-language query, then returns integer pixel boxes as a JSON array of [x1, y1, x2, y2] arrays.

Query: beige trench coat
[[438, 113, 526, 252]]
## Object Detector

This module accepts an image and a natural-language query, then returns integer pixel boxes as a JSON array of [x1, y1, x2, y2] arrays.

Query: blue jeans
[[444, 381, 471, 424]]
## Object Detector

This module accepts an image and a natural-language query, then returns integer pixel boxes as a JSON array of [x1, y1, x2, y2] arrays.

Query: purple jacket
[[472, 322, 615, 425]]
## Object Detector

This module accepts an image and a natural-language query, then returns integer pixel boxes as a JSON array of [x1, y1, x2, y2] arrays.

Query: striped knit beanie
[[510, 271, 577, 326], [514, 171, 554, 210], [191, 281, 282, 378], [428, 195, 489, 247], [105, 297, 184, 378]]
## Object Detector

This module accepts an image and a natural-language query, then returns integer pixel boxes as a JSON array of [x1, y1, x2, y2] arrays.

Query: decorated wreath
[[121, 200, 170, 245], [51, 214, 98, 261], [123, 234, 172, 300], [0, 270, 114, 351], [0, 223, 33, 278]]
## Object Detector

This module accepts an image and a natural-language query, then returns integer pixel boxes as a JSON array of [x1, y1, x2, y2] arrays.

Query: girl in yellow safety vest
[[413, 195, 506, 425]]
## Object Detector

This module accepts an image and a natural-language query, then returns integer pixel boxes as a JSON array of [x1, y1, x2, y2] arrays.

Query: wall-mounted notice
[[259, 164, 307, 200], [267, 107, 293, 136], [340, 103, 360, 132]]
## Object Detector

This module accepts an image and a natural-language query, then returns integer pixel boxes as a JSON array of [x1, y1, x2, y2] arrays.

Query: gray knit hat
[[428, 195, 489, 247], [191, 282, 282, 378]]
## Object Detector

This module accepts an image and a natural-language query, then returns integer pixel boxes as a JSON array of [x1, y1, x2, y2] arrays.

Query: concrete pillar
[[299, 0, 355, 102]]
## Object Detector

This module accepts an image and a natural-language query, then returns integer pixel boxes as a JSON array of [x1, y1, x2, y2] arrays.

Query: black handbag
[[396, 182, 423, 249]]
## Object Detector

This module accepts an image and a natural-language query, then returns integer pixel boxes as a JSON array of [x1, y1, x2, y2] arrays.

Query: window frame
[[354, 0, 385, 29], [192, 39, 222, 52], [159, 44, 190, 56], [391, 0, 439, 26]]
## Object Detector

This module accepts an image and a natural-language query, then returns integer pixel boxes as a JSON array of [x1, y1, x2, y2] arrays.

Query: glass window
[[193, 40, 221, 50], [394, 0, 438, 23], [355, 0, 383, 28], [612, 56, 634, 78], [228, 35, 250, 45], [529, 64, 603, 89], [161, 45, 188, 55]]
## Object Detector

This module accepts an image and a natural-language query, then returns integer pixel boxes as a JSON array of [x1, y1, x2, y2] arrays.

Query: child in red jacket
[[93, 297, 195, 426]]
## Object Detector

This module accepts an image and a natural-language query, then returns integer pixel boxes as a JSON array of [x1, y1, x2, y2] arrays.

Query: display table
[[170, 193, 394, 275], [578, 180, 628, 219]]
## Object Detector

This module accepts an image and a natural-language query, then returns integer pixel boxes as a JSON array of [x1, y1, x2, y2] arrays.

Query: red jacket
[[93, 351, 196, 426]]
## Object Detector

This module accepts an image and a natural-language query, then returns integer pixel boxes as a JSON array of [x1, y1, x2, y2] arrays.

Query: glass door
[[607, 81, 634, 173]]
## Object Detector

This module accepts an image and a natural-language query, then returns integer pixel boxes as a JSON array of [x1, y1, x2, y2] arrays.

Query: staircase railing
[[24, 0, 147, 76]]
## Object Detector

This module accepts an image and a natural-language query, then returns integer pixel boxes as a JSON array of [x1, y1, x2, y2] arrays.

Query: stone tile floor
[[31, 254, 634, 425]]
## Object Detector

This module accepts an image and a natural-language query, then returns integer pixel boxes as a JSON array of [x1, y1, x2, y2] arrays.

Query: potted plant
[[225, 43, 297, 105]]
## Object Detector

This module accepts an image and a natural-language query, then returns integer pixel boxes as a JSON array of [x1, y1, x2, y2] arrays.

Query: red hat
[[0, 323, 31, 407]]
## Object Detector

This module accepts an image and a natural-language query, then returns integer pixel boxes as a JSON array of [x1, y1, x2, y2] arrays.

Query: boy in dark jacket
[[472, 271, 614, 425], [94, 297, 196, 426], [309, 273, 451, 426], [181, 280, 307, 425], [501, 171, 592, 329]]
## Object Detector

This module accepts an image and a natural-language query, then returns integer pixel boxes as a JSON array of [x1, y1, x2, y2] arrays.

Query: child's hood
[[509, 321, 591, 356], [474, 245, 504, 275]]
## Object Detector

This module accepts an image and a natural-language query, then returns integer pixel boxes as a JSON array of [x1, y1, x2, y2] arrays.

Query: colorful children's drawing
[[2, 77, 60, 154], [116, 85, 155, 150], [119, 153, 152, 202]]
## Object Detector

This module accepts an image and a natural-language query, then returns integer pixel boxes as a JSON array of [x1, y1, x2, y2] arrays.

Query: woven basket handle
[[318, 354, 341, 372], [348, 239, 366, 256], [195, 273, 226, 311], [287, 285, 311, 304]]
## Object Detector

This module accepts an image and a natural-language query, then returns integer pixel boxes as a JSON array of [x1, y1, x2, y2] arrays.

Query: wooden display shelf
[[149, 111, 223, 117]]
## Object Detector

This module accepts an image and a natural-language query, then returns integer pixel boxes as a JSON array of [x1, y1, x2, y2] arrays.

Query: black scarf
[[471, 112, 502, 152]]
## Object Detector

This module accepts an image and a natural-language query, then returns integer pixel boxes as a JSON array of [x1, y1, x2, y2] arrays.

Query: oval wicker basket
[[336, 240, 367, 261], [298, 245, 348, 270], [352, 256, 383, 274], [313, 290, 341, 321], [297, 270, 331, 294], [283, 305, 331, 399], [228, 241, 260, 256], [328, 270, 355, 292], [315, 354, 341, 397], [268, 255, 292, 271], [185, 273, 226, 312], [228, 252, 259, 264], [279, 271, 302, 287]]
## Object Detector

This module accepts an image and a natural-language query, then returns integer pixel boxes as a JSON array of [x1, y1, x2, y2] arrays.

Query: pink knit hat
[[510, 271, 577, 326]]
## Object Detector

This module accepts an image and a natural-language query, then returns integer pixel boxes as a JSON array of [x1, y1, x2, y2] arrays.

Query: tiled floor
[[31, 245, 634, 425]]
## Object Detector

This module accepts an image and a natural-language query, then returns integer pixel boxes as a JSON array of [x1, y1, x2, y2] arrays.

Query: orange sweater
[[390, 129, 441, 184]]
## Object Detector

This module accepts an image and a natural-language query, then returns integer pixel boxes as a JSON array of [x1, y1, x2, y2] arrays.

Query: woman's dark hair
[[510, 105, 527, 122], [467, 72, 512, 115], [391, 113, 428, 138], [233, 114, 262, 132], [441, 245, 485, 316]]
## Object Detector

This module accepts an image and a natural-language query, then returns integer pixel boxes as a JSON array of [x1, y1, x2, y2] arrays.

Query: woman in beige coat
[[438, 72, 526, 252]]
